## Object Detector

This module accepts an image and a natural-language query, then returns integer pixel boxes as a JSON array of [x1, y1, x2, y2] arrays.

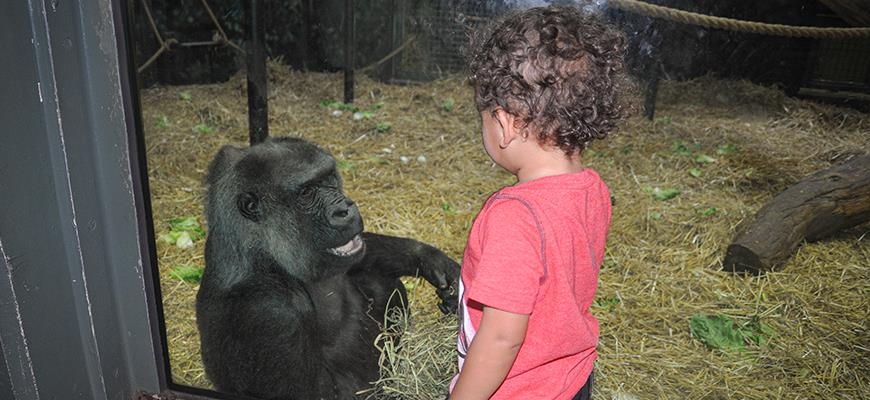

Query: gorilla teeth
[[328, 234, 364, 257]]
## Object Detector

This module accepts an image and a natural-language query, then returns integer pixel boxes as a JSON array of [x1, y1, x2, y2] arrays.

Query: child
[[449, 5, 627, 400]]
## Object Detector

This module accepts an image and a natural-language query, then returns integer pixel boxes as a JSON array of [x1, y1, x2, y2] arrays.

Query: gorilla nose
[[328, 199, 359, 226]]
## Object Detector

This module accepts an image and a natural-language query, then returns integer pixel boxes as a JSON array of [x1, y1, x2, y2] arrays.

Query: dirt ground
[[140, 64, 869, 399]]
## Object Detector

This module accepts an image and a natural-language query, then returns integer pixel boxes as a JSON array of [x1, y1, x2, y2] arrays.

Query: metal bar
[[643, 63, 660, 121], [302, 0, 312, 70], [140, 0, 165, 45], [177, 40, 224, 48], [245, 0, 269, 144], [343, 0, 355, 104], [390, 0, 399, 80]]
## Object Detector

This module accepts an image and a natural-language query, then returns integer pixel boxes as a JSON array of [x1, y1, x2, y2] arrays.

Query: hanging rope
[[609, 0, 870, 39], [358, 36, 416, 73], [137, 0, 244, 73]]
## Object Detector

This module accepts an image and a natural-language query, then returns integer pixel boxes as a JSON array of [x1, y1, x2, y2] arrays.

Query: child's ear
[[493, 108, 520, 148]]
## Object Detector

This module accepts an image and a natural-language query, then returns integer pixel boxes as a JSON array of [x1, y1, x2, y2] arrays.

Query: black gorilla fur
[[196, 137, 460, 399]]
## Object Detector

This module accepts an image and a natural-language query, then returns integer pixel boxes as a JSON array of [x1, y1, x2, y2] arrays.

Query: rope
[[358, 36, 416, 73], [137, 0, 244, 73], [609, 0, 870, 39]]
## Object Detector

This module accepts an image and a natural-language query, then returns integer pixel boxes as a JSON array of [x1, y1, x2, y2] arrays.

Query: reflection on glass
[[133, 1, 870, 399]]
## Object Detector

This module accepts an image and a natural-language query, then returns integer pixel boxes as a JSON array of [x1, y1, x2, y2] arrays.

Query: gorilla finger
[[438, 301, 457, 314], [436, 286, 455, 299]]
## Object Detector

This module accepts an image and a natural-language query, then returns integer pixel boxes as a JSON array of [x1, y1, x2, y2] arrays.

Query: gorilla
[[195, 136, 460, 400]]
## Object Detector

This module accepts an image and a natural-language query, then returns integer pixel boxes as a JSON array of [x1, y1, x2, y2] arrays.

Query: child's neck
[[515, 149, 584, 183]]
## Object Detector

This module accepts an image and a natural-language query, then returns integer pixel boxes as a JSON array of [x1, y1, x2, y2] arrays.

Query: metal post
[[245, 0, 269, 144], [301, 0, 312, 70], [643, 61, 660, 121], [390, 0, 400, 81], [344, 0, 355, 104]]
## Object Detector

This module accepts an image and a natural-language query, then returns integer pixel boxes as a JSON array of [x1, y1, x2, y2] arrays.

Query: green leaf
[[175, 231, 194, 249], [179, 91, 192, 101], [159, 232, 181, 245], [644, 186, 680, 201], [695, 154, 716, 164], [688, 168, 702, 178], [690, 314, 775, 351], [701, 207, 718, 217], [655, 188, 680, 201], [169, 217, 202, 233], [156, 115, 170, 129], [169, 264, 204, 284], [672, 140, 693, 157], [649, 212, 663, 220], [321, 100, 359, 112], [442, 98, 455, 112], [376, 122, 392, 133], [352, 111, 375, 121], [441, 203, 456, 215], [320, 99, 341, 108], [169, 217, 206, 241], [593, 296, 621, 311], [620, 144, 634, 155], [337, 159, 354, 171], [691, 314, 746, 351], [716, 144, 738, 155], [193, 123, 213, 134], [742, 316, 776, 346]]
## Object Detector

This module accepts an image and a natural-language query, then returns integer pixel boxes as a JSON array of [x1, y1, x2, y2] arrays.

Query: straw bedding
[[141, 62, 868, 399]]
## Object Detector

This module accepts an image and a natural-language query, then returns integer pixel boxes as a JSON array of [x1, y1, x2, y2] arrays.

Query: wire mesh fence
[[386, 2, 494, 83], [806, 37, 870, 91]]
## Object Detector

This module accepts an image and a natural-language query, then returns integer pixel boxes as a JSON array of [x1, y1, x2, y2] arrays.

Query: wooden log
[[724, 154, 870, 274]]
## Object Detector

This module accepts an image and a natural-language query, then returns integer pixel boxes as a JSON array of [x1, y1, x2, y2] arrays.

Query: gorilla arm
[[356, 232, 460, 313]]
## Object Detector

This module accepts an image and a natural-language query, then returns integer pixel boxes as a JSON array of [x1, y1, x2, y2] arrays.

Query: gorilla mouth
[[327, 234, 364, 257]]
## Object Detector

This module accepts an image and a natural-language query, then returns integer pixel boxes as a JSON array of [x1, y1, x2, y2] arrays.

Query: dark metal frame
[[245, 0, 269, 145], [0, 0, 161, 397], [344, 0, 356, 104], [0, 0, 252, 398]]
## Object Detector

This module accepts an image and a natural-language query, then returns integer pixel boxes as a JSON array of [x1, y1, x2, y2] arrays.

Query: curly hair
[[468, 5, 628, 154]]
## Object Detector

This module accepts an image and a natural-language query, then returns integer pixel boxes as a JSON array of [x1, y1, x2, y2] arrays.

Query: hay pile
[[141, 61, 869, 399]]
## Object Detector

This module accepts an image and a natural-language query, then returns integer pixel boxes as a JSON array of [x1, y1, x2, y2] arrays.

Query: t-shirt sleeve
[[465, 198, 544, 315]]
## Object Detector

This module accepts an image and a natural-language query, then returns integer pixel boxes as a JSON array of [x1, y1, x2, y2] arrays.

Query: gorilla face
[[288, 165, 364, 259], [206, 137, 366, 279]]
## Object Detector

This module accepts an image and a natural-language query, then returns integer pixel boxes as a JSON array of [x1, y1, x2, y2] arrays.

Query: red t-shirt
[[452, 170, 612, 399]]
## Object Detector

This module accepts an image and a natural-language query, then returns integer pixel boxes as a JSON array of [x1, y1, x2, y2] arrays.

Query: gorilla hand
[[419, 249, 459, 315]]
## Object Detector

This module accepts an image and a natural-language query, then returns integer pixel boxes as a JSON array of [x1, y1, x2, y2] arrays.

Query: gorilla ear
[[205, 145, 245, 185], [236, 192, 261, 221]]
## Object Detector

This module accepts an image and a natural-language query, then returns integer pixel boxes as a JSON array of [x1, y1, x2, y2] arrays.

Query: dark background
[[132, 0, 870, 104]]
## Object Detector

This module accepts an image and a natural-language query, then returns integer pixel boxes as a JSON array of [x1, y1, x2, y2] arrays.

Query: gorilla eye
[[299, 186, 316, 200], [236, 192, 260, 221]]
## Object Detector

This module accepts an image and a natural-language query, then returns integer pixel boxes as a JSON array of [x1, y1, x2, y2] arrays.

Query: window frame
[[0, 0, 247, 398]]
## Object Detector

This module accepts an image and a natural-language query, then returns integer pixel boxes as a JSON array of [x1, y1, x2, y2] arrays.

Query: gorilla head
[[204, 137, 367, 282], [196, 136, 458, 400]]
